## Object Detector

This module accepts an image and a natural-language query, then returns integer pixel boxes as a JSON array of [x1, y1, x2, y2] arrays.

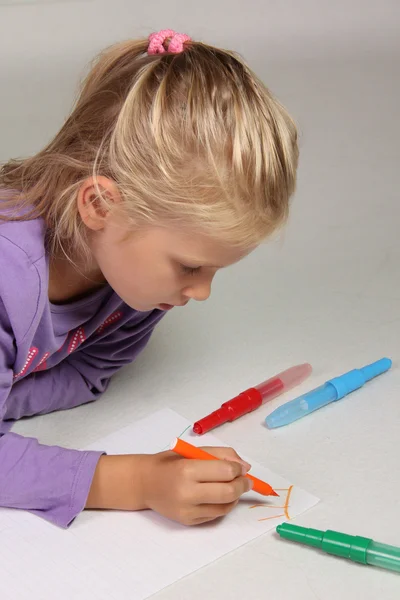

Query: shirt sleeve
[[0, 305, 103, 528]]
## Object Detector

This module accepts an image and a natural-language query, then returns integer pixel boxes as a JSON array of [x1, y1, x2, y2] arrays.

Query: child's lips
[[158, 301, 188, 310], [159, 303, 174, 310]]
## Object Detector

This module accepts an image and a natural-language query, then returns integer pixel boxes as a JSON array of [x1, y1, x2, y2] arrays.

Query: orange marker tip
[[271, 490, 279, 497]]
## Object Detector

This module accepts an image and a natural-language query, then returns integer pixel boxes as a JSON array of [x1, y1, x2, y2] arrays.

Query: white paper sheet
[[0, 408, 319, 599]]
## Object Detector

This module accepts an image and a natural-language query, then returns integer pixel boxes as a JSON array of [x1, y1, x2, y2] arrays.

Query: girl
[[0, 30, 298, 528]]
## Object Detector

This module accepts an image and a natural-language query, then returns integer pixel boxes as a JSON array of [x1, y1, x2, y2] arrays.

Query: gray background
[[1, 1, 400, 599]]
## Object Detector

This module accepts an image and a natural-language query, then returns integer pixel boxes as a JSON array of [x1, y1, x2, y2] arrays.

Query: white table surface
[[2, 7, 398, 599]]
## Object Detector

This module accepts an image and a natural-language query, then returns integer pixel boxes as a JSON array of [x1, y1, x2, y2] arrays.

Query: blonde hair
[[0, 36, 299, 261]]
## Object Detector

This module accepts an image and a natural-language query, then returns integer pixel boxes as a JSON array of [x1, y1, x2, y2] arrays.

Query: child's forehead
[[163, 229, 255, 266], [118, 222, 256, 266]]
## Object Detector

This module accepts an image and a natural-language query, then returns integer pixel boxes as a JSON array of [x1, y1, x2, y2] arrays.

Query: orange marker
[[170, 437, 279, 497]]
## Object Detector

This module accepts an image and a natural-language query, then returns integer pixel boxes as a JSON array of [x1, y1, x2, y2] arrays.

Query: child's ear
[[77, 176, 121, 231]]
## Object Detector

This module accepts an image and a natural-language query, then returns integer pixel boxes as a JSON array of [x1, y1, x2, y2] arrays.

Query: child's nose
[[184, 281, 212, 302]]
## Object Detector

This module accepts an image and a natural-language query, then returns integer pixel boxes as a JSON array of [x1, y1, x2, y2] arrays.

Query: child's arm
[[0, 311, 162, 528], [0, 430, 104, 526], [4, 311, 163, 421], [0, 309, 104, 528]]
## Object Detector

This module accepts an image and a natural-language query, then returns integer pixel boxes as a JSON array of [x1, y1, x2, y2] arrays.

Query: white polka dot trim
[[96, 310, 123, 335], [68, 327, 86, 354], [13, 347, 39, 379], [33, 352, 50, 372]]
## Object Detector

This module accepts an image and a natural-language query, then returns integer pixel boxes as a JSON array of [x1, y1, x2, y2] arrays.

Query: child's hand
[[86, 448, 252, 526], [141, 447, 252, 525]]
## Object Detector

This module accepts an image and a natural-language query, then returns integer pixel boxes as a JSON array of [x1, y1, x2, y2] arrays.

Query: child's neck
[[48, 254, 107, 305]]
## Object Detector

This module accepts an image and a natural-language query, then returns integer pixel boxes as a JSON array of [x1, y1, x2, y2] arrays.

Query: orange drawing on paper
[[249, 485, 293, 522]]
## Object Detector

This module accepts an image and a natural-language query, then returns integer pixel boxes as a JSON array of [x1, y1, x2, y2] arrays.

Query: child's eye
[[180, 264, 201, 276]]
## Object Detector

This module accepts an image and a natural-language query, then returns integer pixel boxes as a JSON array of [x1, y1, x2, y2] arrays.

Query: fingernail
[[241, 464, 250, 475], [246, 478, 253, 491]]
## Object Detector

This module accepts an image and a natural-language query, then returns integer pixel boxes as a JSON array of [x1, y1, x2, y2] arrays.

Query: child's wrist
[[85, 454, 148, 511]]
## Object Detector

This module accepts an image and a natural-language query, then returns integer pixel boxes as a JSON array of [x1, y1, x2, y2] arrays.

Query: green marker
[[276, 523, 400, 573]]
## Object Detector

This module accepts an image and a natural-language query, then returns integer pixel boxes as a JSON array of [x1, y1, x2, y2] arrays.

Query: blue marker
[[265, 358, 392, 429]]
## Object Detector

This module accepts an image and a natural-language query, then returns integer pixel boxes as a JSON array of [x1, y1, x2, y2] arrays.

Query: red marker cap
[[193, 364, 312, 435]]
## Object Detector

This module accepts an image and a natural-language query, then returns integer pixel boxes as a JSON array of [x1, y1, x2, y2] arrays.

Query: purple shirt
[[0, 214, 164, 527]]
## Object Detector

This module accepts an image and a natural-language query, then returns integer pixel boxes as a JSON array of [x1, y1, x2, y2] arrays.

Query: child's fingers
[[195, 477, 252, 505], [192, 500, 239, 523], [183, 457, 244, 482], [201, 446, 251, 472]]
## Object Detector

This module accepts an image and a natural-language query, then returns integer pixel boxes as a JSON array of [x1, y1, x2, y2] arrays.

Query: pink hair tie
[[148, 29, 191, 55]]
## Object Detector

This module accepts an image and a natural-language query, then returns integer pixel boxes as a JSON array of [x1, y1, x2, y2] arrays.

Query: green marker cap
[[276, 523, 400, 573], [276, 523, 371, 563]]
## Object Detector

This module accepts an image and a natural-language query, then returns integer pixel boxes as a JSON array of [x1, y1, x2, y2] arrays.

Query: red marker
[[193, 364, 312, 435]]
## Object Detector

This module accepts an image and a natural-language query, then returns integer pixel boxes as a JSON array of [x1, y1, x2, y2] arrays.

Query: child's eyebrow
[[177, 257, 224, 269]]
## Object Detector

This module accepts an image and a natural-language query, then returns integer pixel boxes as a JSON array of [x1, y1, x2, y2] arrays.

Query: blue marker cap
[[328, 357, 392, 400]]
